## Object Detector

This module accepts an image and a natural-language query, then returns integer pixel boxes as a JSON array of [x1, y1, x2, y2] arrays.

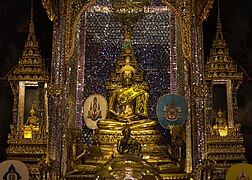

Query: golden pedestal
[[82, 128, 182, 173], [23, 126, 33, 139], [23, 125, 39, 139]]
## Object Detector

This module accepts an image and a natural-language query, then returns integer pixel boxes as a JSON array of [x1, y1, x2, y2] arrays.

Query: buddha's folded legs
[[97, 119, 157, 130]]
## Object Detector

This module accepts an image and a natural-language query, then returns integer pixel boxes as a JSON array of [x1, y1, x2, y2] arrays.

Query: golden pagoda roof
[[8, 0, 49, 82], [204, 2, 243, 81], [106, 31, 148, 90]]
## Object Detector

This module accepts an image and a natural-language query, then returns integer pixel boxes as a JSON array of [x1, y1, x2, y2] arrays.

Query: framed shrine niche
[[18, 81, 38, 131], [66, 0, 192, 174], [24, 85, 39, 125], [17, 81, 48, 131], [212, 80, 234, 128], [70, 0, 187, 131], [213, 83, 227, 120]]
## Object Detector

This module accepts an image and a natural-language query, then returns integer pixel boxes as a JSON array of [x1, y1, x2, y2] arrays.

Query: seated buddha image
[[24, 105, 39, 130], [117, 127, 142, 157], [213, 109, 228, 136], [77, 31, 185, 176], [109, 56, 148, 121], [98, 56, 156, 130]]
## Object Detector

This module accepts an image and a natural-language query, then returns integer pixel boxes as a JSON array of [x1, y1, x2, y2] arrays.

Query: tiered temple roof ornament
[[106, 0, 149, 91], [8, 0, 48, 82], [204, 3, 243, 83], [106, 30, 148, 91], [204, 2, 246, 179], [6, 0, 49, 178]]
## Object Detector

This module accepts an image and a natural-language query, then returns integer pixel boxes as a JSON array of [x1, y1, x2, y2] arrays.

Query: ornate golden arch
[[41, 0, 215, 63], [64, 0, 96, 62], [64, 0, 191, 62]]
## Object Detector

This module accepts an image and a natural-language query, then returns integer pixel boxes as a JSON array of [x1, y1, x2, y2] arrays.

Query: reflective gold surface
[[213, 110, 228, 137], [9, 0, 248, 179], [203, 3, 246, 179], [66, 31, 183, 178], [94, 155, 162, 180], [6, 1, 49, 178], [98, 31, 156, 131]]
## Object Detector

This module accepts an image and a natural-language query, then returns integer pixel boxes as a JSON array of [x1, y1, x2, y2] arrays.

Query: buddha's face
[[122, 70, 134, 86], [217, 112, 222, 117]]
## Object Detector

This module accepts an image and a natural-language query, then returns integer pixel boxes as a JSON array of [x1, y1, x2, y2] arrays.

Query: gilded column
[[47, 1, 65, 176], [191, 0, 206, 168]]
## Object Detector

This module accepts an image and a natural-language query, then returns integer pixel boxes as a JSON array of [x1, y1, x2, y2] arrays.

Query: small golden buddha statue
[[97, 56, 156, 130], [117, 127, 142, 157], [213, 109, 228, 136], [23, 105, 40, 138], [25, 105, 39, 128], [67, 143, 97, 175]]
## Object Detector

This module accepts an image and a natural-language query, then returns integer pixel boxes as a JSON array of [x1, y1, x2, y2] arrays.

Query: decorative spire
[[27, 0, 36, 44], [212, 0, 227, 56], [204, 0, 243, 82], [236, 166, 249, 180], [8, 0, 48, 82], [106, 31, 148, 90], [215, 0, 223, 42], [31, 0, 33, 21]]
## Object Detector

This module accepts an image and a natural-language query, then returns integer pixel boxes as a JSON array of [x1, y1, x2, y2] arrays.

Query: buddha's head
[[122, 127, 131, 138], [120, 56, 135, 86], [121, 70, 134, 86], [217, 109, 223, 117], [30, 105, 35, 116]]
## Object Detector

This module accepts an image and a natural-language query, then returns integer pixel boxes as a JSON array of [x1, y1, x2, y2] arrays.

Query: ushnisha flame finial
[[120, 56, 135, 75]]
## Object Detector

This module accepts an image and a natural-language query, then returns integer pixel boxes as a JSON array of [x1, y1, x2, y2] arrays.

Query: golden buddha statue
[[108, 57, 148, 120], [68, 143, 97, 175], [97, 32, 156, 130], [23, 105, 39, 135], [117, 127, 142, 157], [83, 31, 182, 174], [213, 109, 228, 136], [26, 106, 39, 125], [97, 57, 156, 130]]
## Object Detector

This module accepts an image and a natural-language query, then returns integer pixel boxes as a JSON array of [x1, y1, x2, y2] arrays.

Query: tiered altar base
[[65, 128, 190, 179]]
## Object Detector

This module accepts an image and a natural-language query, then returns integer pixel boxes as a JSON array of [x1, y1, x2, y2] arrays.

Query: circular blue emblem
[[156, 94, 188, 129]]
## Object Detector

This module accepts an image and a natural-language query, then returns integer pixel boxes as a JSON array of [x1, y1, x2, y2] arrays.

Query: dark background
[[0, 0, 251, 164]]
